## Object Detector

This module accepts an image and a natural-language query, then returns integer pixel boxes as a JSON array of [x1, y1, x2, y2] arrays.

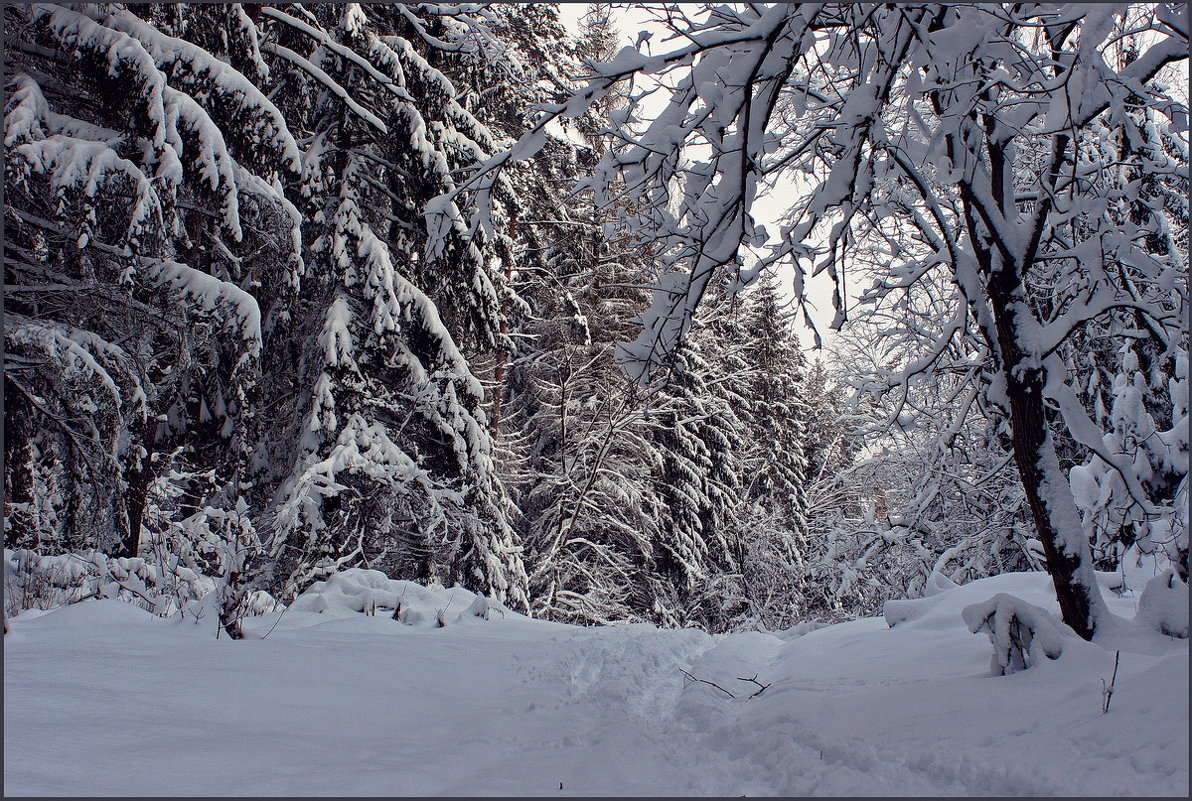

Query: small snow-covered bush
[[3, 547, 281, 624], [1134, 570, 1189, 639], [962, 593, 1073, 675], [289, 568, 507, 626], [4, 548, 183, 617]]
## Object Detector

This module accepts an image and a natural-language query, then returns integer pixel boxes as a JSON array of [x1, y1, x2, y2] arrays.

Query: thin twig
[[259, 601, 291, 640], [1101, 650, 1120, 714], [679, 668, 736, 698], [736, 673, 773, 698]]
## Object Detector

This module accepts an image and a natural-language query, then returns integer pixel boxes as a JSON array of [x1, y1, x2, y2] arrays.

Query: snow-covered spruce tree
[[254, 4, 527, 608], [4, 4, 300, 634], [737, 275, 811, 524], [471, 8, 663, 625], [437, 6, 825, 630], [502, 162, 669, 625], [648, 328, 747, 629], [1070, 344, 1188, 581], [1064, 28, 1189, 582], [428, 2, 580, 447], [722, 275, 823, 629], [643, 279, 822, 632], [446, 3, 1188, 640], [800, 359, 863, 500]]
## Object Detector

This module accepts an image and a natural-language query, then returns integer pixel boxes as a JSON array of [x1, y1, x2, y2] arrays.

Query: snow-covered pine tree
[[726, 274, 819, 628], [255, 4, 527, 608], [649, 318, 751, 630], [1071, 344, 1189, 582], [1064, 23, 1189, 582], [800, 359, 861, 495], [476, 7, 666, 625], [738, 276, 811, 532], [4, 3, 300, 622], [505, 164, 667, 625], [425, 2, 579, 446], [651, 344, 725, 625]]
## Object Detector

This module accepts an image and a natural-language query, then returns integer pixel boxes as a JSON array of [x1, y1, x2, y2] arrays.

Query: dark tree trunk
[[219, 568, 247, 640], [4, 374, 38, 550], [117, 436, 154, 560], [988, 272, 1103, 640]]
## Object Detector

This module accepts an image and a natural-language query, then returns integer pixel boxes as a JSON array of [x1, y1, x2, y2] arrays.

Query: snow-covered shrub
[[962, 594, 1073, 675], [4, 549, 91, 617], [1134, 570, 1189, 639], [4, 547, 190, 618], [289, 568, 507, 626], [464, 595, 493, 620], [3, 541, 282, 626], [190, 499, 263, 639]]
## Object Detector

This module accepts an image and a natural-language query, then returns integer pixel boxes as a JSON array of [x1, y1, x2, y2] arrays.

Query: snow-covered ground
[[4, 570, 1187, 797]]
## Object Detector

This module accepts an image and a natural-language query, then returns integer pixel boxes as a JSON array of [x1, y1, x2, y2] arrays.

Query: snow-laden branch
[[262, 42, 389, 135], [147, 260, 263, 365], [1042, 361, 1162, 518]]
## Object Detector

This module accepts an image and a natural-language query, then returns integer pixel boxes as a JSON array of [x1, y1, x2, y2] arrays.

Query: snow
[[263, 41, 389, 135], [6, 318, 123, 404], [149, 260, 263, 361], [11, 134, 163, 243], [1135, 570, 1190, 639], [98, 7, 303, 175], [5, 570, 1186, 797]]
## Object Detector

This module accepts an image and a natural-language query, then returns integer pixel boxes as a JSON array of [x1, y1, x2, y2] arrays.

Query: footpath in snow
[[4, 569, 1188, 796]]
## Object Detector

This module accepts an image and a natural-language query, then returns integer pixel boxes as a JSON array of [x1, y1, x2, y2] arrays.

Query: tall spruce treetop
[[740, 274, 810, 525]]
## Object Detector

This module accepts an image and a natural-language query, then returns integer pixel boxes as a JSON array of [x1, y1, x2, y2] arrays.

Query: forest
[[2, 3, 1188, 796]]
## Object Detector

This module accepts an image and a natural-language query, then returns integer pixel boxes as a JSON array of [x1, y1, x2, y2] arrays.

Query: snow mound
[[1134, 569, 1189, 639], [288, 568, 511, 626], [882, 595, 939, 627], [882, 570, 959, 627]]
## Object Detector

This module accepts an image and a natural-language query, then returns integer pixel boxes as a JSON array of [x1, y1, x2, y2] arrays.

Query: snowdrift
[[5, 569, 1187, 796]]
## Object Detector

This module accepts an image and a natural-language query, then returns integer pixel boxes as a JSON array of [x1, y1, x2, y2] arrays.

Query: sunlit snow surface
[[5, 571, 1187, 796]]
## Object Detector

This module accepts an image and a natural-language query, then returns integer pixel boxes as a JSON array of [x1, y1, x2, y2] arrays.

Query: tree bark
[[116, 434, 155, 559], [988, 275, 1104, 640]]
